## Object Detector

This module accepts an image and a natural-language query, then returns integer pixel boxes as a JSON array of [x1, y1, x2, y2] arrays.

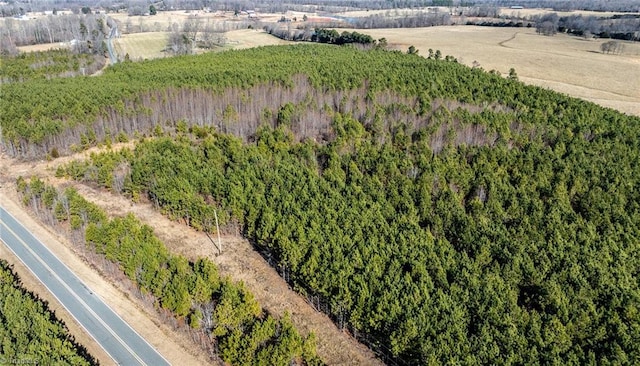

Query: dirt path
[[1, 148, 383, 365], [0, 153, 215, 366], [498, 32, 518, 47]]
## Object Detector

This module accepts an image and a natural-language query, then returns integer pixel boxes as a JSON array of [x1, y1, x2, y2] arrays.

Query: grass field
[[17, 42, 69, 52], [110, 11, 227, 32], [224, 29, 295, 49], [112, 29, 293, 61], [111, 25, 639, 116], [109, 10, 286, 32], [362, 26, 640, 116], [12, 9, 640, 116], [113, 32, 170, 61]]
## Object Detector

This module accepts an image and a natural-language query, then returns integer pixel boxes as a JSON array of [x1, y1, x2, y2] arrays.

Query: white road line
[[0, 219, 146, 365], [0, 206, 171, 366]]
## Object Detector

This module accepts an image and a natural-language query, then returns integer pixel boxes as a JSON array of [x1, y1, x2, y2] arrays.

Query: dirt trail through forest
[[0, 162, 213, 366], [0, 146, 383, 365]]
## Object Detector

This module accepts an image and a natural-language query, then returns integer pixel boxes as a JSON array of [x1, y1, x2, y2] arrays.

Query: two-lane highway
[[0, 206, 170, 366]]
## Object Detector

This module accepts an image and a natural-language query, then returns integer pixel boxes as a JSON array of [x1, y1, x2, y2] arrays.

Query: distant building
[[510, 6, 524, 9]]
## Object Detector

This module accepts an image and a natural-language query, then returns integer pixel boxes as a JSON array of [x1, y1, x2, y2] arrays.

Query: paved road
[[0, 206, 170, 366], [106, 19, 118, 64]]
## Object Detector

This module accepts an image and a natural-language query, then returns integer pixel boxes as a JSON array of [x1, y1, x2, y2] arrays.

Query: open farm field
[[224, 29, 295, 49], [110, 11, 233, 32], [109, 10, 288, 33], [113, 29, 293, 60], [363, 26, 640, 116], [113, 31, 169, 60]]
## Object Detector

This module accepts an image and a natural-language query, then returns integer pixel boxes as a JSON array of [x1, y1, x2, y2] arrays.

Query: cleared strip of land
[[0, 152, 214, 366], [1, 145, 383, 365]]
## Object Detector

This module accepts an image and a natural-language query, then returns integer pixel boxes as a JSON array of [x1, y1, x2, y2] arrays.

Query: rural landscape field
[[102, 8, 640, 116], [1, 0, 640, 365], [365, 26, 640, 115]]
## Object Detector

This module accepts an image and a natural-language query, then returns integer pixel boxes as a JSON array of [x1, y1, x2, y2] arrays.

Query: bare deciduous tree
[[600, 40, 624, 55]]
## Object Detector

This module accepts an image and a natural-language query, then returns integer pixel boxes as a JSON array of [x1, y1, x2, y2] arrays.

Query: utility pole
[[214, 208, 222, 255]]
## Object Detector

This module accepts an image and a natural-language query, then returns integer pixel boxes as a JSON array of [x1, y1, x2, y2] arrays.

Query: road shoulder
[[0, 185, 212, 366]]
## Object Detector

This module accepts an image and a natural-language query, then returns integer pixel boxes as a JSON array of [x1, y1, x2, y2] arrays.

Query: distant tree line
[[1, 49, 106, 82], [311, 28, 374, 44], [2, 0, 639, 17], [490, 0, 640, 13], [531, 12, 640, 41], [0, 13, 115, 55], [350, 11, 451, 28], [252, 25, 380, 45], [459, 5, 501, 18], [458, 5, 640, 41], [0, 0, 441, 17], [464, 19, 532, 28]]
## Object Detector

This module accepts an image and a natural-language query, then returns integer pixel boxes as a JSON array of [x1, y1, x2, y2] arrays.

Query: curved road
[[106, 18, 119, 64], [0, 206, 170, 366]]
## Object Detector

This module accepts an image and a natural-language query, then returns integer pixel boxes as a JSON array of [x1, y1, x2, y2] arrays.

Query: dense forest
[[16, 177, 320, 365], [58, 115, 640, 364], [0, 259, 97, 365], [0, 49, 105, 82], [5, 43, 640, 364], [1, 43, 621, 158]]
